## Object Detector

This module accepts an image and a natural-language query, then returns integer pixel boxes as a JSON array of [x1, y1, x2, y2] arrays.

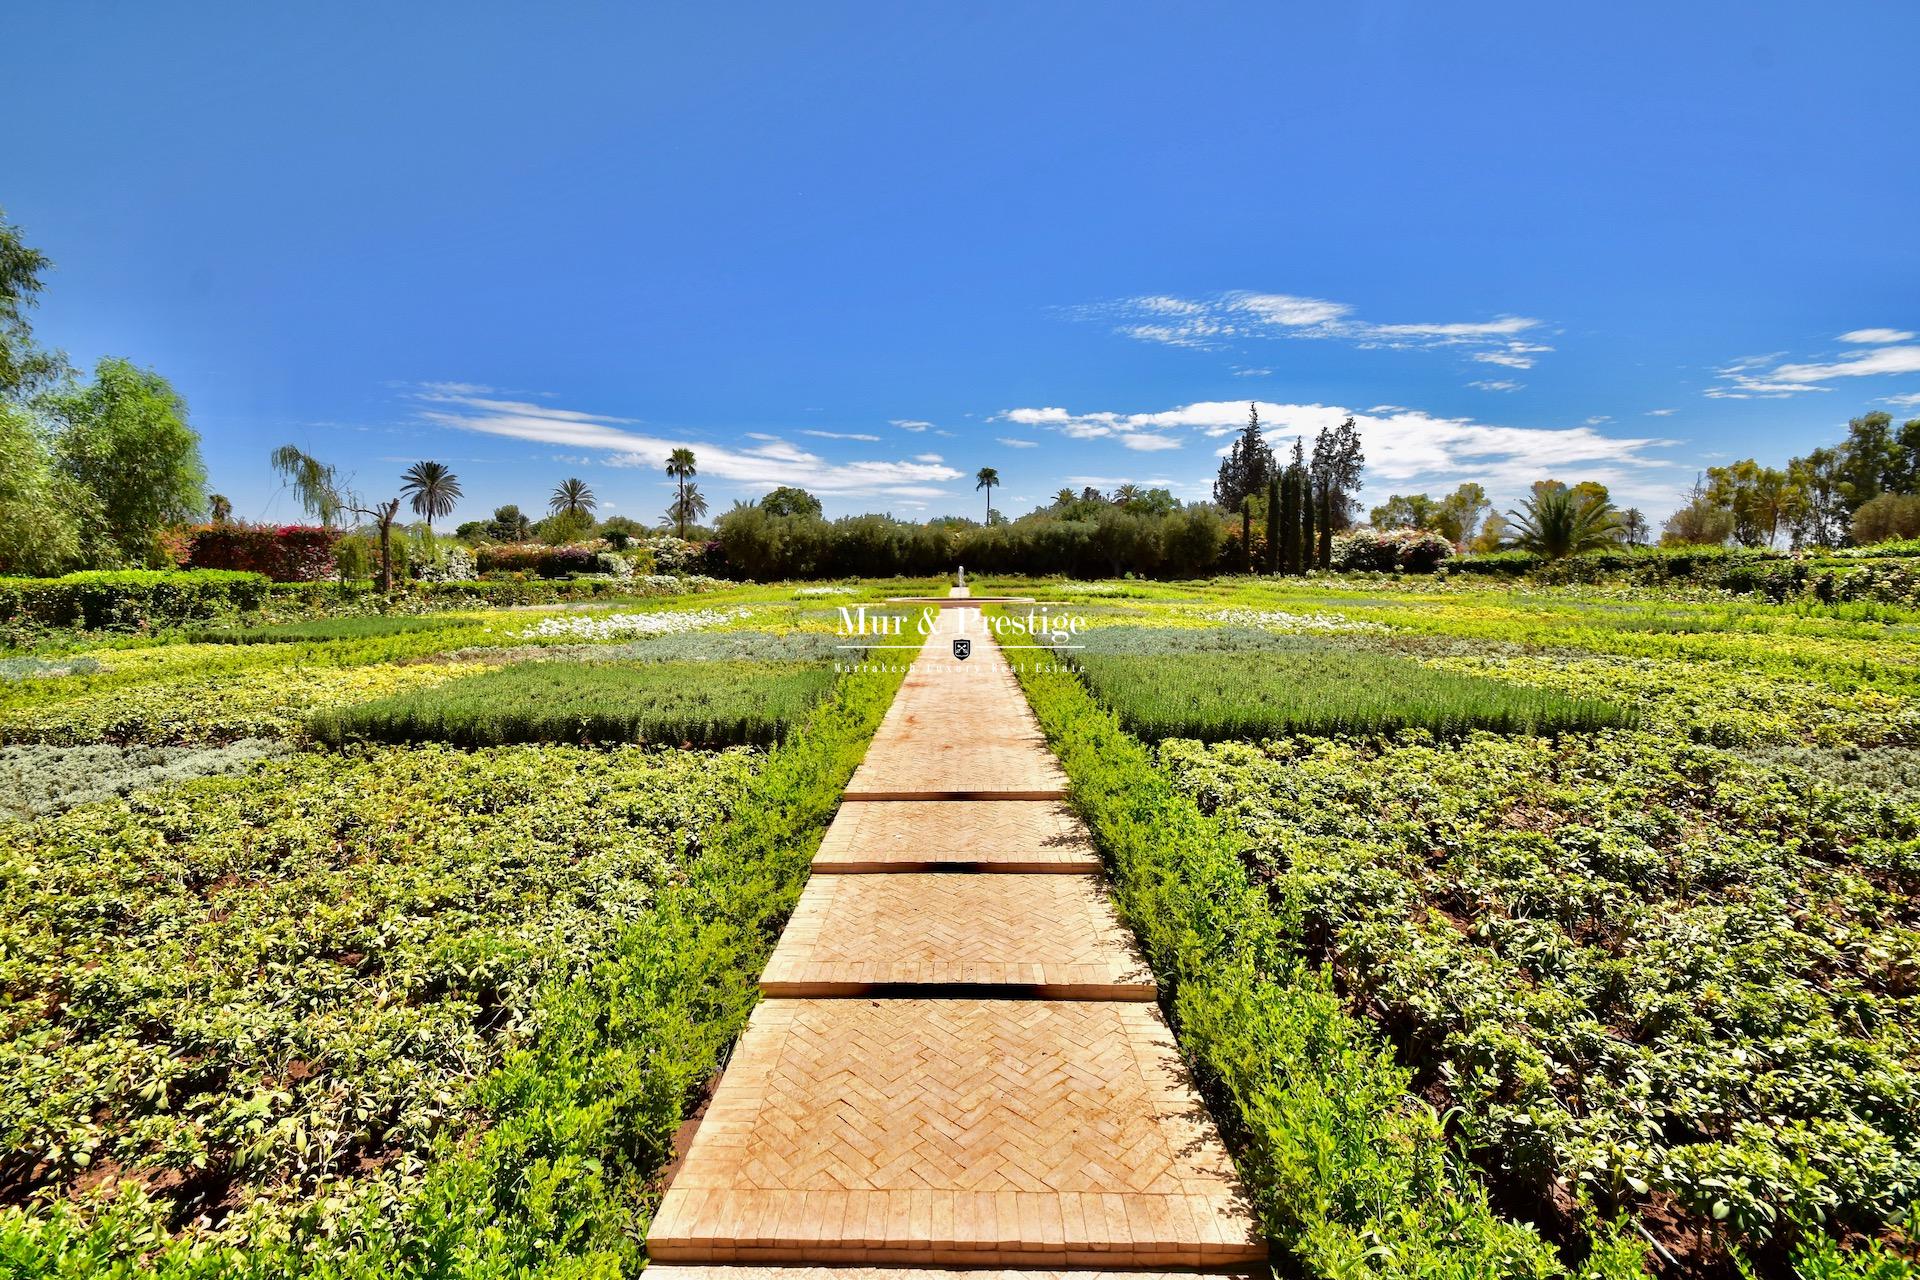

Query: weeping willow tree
[[270, 444, 345, 528], [271, 445, 402, 590]]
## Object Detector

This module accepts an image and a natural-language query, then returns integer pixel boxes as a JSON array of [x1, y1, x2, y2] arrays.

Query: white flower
[[515, 606, 751, 641], [1206, 608, 1388, 634]]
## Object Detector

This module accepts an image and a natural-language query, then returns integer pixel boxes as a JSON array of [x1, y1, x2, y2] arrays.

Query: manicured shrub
[[1064, 628, 1631, 740], [1332, 527, 1454, 573], [309, 660, 835, 748], [184, 614, 469, 643], [0, 569, 272, 631], [181, 523, 338, 581]]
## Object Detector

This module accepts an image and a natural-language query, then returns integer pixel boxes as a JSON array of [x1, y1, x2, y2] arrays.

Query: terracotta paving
[[648, 594, 1263, 1272], [761, 873, 1153, 999], [812, 800, 1098, 873]]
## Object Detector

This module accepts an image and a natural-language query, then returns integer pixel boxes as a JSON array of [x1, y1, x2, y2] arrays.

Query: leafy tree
[[0, 401, 87, 574], [1371, 485, 1488, 544], [1705, 459, 1796, 548], [487, 504, 533, 541], [761, 486, 823, 518], [1213, 403, 1275, 511], [1436, 482, 1491, 546], [549, 476, 596, 518], [1660, 476, 1736, 546], [401, 461, 462, 531], [1506, 483, 1618, 558], [0, 208, 64, 400], [1370, 493, 1443, 533], [1786, 447, 1849, 547], [975, 466, 999, 523], [47, 358, 206, 565], [538, 508, 596, 545], [1851, 492, 1920, 544], [665, 448, 699, 538], [1470, 511, 1510, 553], [208, 493, 233, 524]]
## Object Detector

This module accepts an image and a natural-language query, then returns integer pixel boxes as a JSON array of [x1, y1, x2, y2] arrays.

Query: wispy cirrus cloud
[[999, 398, 1680, 508], [1470, 379, 1524, 392], [995, 436, 1039, 448], [801, 429, 882, 442], [1709, 333, 1920, 398], [1075, 290, 1552, 366], [411, 386, 961, 497]]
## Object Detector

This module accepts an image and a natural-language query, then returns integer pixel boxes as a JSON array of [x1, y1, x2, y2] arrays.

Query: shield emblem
[[952, 637, 972, 661]]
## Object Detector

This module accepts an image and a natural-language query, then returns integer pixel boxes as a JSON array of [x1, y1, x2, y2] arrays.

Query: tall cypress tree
[[1265, 473, 1282, 573], [1300, 471, 1315, 573]]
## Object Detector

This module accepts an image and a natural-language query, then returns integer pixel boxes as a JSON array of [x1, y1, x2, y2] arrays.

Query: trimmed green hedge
[[1450, 545, 1920, 606], [0, 570, 272, 631], [0, 662, 905, 1277], [1007, 653, 1647, 1279]]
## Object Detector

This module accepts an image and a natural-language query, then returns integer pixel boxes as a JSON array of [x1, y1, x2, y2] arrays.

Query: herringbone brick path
[[649, 595, 1263, 1272], [761, 874, 1153, 998], [812, 800, 1097, 872]]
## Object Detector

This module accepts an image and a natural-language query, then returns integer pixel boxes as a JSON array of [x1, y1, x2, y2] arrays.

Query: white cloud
[[891, 419, 934, 432], [1884, 393, 1920, 408], [1082, 290, 1548, 365], [1771, 346, 1920, 382], [1470, 379, 1524, 392], [995, 436, 1039, 448], [913, 452, 945, 463], [1710, 343, 1920, 398], [1647, 408, 1677, 416], [412, 387, 962, 496], [802, 429, 882, 442], [1231, 367, 1273, 377], [1000, 397, 1681, 510], [1841, 328, 1916, 344], [1119, 433, 1183, 451]]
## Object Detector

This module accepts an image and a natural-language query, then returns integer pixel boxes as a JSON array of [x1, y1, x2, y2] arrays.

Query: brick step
[[761, 874, 1152, 1000], [647, 999, 1264, 1267], [812, 800, 1098, 874]]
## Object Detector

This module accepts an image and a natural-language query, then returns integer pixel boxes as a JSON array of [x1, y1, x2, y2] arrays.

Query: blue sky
[[7, 2, 1918, 526]]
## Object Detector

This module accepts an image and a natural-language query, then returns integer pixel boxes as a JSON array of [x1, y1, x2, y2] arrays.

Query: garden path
[[648, 591, 1264, 1274]]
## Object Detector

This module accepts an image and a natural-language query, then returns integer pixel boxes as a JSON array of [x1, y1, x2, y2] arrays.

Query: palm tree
[[1620, 507, 1648, 547], [975, 466, 1000, 524], [1506, 486, 1619, 559], [549, 477, 596, 518], [1052, 487, 1077, 509], [1113, 483, 1143, 507], [666, 448, 699, 538], [666, 483, 709, 536], [208, 494, 233, 524], [401, 461, 462, 531]]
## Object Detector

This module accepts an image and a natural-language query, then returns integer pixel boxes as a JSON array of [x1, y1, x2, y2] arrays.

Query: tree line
[[1663, 410, 1920, 549]]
